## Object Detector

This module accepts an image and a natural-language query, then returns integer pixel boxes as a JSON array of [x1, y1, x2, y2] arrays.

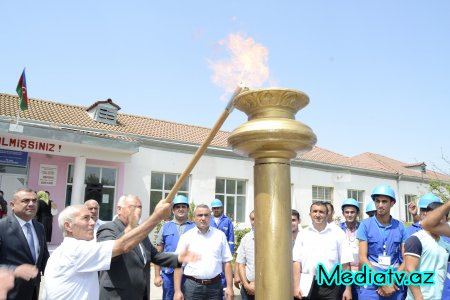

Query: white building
[[1, 93, 449, 245]]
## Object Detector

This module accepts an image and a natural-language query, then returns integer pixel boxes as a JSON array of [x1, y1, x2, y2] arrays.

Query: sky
[[1, 1, 449, 174]]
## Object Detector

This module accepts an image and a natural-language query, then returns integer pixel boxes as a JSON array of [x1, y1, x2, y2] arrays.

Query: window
[[150, 172, 190, 214], [347, 189, 365, 220], [0, 164, 28, 174], [65, 165, 117, 220], [312, 186, 333, 203], [215, 178, 246, 222], [405, 194, 417, 223]]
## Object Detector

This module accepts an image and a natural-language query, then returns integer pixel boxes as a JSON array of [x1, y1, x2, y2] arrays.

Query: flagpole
[[16, 102, 20, 125], [164, 85, 245, 204], [16, 67, 26, 125]]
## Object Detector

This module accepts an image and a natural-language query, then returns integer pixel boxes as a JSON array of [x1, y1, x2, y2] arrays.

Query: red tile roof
[[0, 93, 229, 146], [1, 93, 449, 182]]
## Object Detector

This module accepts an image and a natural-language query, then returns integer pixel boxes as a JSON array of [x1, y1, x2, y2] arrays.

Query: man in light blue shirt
[[404, 200, 449, 300]]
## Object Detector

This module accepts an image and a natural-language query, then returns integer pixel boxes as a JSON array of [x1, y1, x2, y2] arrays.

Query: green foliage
[[188, 202, 196, 220], [429, 180, 450, 202], [151, 220, 164, 246]]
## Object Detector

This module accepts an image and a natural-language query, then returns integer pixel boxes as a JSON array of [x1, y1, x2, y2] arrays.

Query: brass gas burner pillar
[[228, 88, 317, 300]]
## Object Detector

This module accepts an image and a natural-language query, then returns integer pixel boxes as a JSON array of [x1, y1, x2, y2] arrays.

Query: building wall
[[126, 146, 430, 228], [27, 153, 126, 244], [124, 146, 254, 217], [1, 128, 433, 245], [291, 166, 429, 225], [28, 153, 72, 244]]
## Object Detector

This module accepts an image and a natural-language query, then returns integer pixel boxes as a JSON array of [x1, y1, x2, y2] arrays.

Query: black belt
[[185, 274, 221, 285]]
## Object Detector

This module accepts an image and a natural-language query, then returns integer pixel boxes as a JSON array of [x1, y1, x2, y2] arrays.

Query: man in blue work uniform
[[340, 198, 360, 300], [357, 184, 407, 300], [155, 195, 195, 300], [210, 199, 235, 293], [210, 199, 235, 253], [405, 193, 442, 238], [365, 201, 376, 218]]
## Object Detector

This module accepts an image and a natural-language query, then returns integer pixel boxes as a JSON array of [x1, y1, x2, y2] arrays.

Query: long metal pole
[[254, 158, 293, 299]]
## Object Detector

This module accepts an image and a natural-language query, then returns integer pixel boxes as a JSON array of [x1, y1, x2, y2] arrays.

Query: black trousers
[[306, 281, 340, 300]]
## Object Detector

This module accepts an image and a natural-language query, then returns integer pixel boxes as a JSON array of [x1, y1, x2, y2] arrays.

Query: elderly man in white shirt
[[173, 204, 233, 300], [42, 200, 196, 300], [293, 201, 353, 300]]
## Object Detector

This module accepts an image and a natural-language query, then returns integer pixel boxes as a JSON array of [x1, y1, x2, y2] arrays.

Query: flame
[[208, 33, 270, 95]]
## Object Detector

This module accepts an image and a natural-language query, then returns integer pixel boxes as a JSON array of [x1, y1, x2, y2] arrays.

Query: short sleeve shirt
[[43, 238, 114, 300], [175, 226, 232, 279], [236, 230, 255, 282]]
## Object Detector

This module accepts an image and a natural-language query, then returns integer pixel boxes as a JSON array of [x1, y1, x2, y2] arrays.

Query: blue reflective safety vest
[[356, 216, 407, 270], [405, 221, 421, 239], [210, 214, 235, 254], [160, 220, 195, 274]]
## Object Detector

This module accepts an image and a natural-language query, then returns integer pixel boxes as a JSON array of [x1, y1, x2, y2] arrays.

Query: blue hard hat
[[365, 201, 376, 215], [418, 193, 442, 209], [173, 195, 189, 207], [341, 198, 360, 211], [210, 199, 223, 208], [371, 185, 396, 203]]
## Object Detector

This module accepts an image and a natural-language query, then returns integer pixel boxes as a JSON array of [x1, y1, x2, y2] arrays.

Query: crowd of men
[[233, 184, 450, 300], [0, 185, 449, 300]]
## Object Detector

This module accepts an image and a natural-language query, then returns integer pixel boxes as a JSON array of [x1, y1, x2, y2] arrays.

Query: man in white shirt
[[293, 201, 353, 300], [43, 199, 196, 300], [236, 210, 255, 300], [291, 209, 301, 247], [173, 204, 233, 300]]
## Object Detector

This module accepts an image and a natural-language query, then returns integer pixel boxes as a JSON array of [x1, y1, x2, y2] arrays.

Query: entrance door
[[0, 174, 27, 202]]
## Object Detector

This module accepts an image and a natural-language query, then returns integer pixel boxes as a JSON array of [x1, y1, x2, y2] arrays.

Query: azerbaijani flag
[[16, 69, 28, 111]]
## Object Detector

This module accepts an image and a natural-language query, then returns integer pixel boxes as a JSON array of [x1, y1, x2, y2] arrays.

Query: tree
[[429, 180, 450, 202], [429, 152, 450, 202]]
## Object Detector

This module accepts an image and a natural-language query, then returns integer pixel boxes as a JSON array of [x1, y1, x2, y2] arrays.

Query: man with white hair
[[42, 198, 196, 300]]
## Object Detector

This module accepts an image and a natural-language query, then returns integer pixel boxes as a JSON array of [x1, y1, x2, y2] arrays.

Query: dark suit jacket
[[97, 218, 180, 300], [0, 214, 49, 300]]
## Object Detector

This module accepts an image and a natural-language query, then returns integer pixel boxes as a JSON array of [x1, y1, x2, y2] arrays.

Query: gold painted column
[[228, 88, 317, 299]]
